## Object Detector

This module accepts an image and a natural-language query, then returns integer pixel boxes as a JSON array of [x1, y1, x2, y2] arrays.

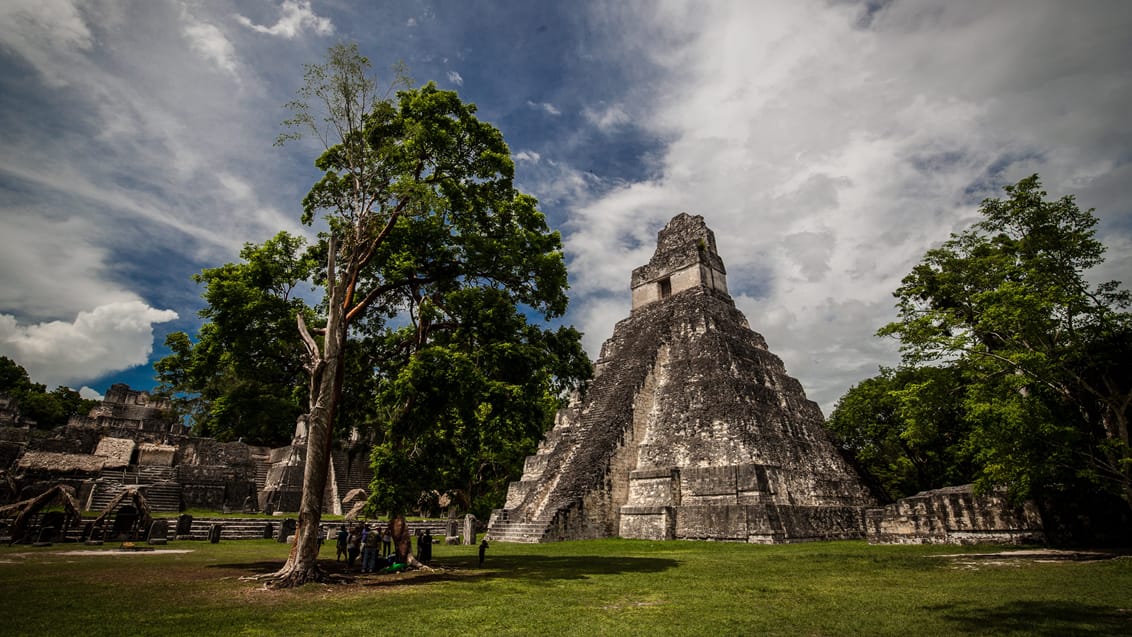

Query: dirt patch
[[0, 549, 194, 563], [931, 549, 1129, 570]]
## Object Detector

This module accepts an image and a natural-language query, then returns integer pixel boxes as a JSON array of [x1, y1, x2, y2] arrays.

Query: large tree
[[269, 44, 584, 586], [366, 285, 590, 520], [877, 175, 1132, 506]]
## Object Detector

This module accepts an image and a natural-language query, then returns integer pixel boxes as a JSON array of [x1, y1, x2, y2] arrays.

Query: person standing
[[382, 525, 392, 557], [346, 524, 362, 571], [478, 538, 489, 567], [421, 528, 433, 563], [335, 525, 348, 562], [362, 524, 380, 573]]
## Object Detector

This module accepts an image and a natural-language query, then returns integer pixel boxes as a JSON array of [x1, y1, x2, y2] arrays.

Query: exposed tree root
[[240, 564, 345, 588]]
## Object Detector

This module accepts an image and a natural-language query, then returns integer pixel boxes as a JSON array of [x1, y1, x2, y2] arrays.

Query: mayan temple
[[487, 213, 875, 543]]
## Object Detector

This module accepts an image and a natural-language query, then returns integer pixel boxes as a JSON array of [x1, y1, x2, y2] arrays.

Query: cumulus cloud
[[0, 2, 312, 391], [0, 301, 178, 388], [514, 150, 541, 163], [236, 0, 333, 39], [564, 0, 1132, 412], [447, 70, 464, 86]]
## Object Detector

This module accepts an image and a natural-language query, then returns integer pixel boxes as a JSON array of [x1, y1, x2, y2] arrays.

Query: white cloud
[[0, 0, 92, 86], [79, 386, 104, 401], [182, 11, 239, 77], [0, 301, 178, 389], [564, 0, 1132, 413], [0, 214, 137, 320], [0, 1, 313, 391], [236, 0, 333, 39], [514, 150, 540, 163], [447, 70, 464, 86], [583, 103, 630, 132], [528, 100, 562, 116]]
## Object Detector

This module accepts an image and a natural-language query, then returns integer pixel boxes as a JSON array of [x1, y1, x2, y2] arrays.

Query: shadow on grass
[[445, 554, 679, 581], [925, 600, 1131, 636], [208, 554, 679, 587]]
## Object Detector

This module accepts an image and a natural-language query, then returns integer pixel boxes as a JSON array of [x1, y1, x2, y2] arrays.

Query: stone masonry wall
[[866, 485, 1045, 545]]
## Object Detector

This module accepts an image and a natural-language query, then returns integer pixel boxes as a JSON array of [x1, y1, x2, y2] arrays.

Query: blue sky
[[1, 0, 1130, 414]]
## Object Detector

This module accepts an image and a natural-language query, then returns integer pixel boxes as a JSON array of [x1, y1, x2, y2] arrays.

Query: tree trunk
[[390, 513, 427, 568], [266, 284, 347, 588]]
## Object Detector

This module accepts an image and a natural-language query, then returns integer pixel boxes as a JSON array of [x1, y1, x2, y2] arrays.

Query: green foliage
[[277, 43, 591, 518], [368, 288, 590, 518], [875, 174, 1132, 504], [155, 232, 316, 445], [315, 83, 591, 516], [0, 356, 97, 428], [827, 366, 975, 501]]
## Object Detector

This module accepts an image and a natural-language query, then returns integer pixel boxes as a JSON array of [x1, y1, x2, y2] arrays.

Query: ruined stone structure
[[488, 213, 876, 543], [0, 384, 371, 516], [865, 485, 1046, 545]]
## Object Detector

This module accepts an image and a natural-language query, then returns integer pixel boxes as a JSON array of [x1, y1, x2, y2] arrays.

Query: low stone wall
[[866, 485, 1045, 545]]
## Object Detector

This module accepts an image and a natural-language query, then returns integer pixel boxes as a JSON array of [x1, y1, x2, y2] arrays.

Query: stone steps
[[177, 518, 281, 541], [144, 481, 182, 513], [87, 479, 125, 512]]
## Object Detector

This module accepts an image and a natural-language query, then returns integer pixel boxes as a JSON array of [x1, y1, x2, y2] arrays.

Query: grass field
[[1, 538, 1128, 636]]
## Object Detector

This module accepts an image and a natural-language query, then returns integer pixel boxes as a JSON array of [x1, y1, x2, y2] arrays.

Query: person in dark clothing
[[421, 528, 433, 563], [335, 525, 348, 562], [416, 529, 433, 563], [346, 525, 362, 571], [478, 539, 489, 567]]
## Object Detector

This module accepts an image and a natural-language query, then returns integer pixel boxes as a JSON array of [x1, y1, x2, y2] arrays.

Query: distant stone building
[[488, 213, 876, 543], [0, 384, 371, 516]]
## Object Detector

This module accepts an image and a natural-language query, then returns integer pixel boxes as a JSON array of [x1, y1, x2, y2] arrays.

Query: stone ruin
[[0, 384, 372, 517], [488, 213, 878, 543], [1, 215, 1050, 546], [866, 485, 1045, 545]]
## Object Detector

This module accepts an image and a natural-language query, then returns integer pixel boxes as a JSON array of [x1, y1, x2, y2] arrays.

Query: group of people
[[335, 522, 436, 573]]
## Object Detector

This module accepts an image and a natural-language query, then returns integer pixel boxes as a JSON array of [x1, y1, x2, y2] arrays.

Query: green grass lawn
[[1, 538, 1128, 636]]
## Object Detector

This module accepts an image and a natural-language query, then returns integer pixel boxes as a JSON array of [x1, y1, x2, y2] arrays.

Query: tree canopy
[[0, 357, 97, 428], [827, 365, 975, 502], [262, 44, 588, 586], [862, 175, 1132, 508], [155, 232, 315, 446]]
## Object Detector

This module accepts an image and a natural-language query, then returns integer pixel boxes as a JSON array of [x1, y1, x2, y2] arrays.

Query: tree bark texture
[[267, 244, 348, 588]]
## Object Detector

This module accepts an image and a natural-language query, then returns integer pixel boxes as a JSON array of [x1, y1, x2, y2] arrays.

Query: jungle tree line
[[0, 357, 98, 428], [827, 176, 1132, 523], [156, 44, 590, 586]]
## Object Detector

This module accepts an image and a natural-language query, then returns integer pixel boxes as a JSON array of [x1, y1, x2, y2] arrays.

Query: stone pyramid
[[487, 213, 875, 543]]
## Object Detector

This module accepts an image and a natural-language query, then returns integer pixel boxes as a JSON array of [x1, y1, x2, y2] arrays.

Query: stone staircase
[[485, 510, 554, 543], [176, 517, 280, 541], [144, 482, 182, 512], [487, 317, 659, 543], [86, 466, 182, 513]]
